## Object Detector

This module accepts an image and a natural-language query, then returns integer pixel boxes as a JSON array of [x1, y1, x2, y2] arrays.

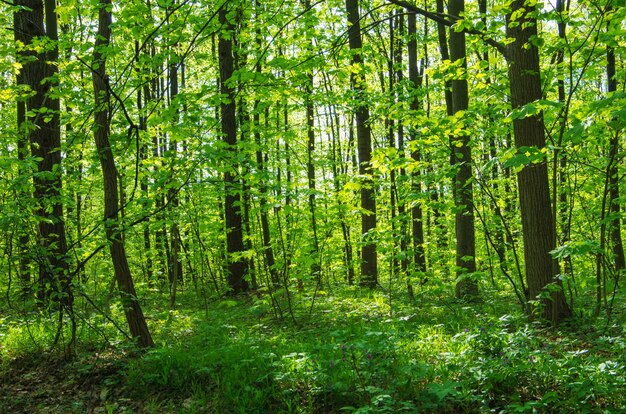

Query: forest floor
[[1, 288, 626, 413], [0, 350, 143, 413]]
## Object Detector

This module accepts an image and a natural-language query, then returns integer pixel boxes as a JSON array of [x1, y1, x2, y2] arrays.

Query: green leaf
[[550, 240, 602, 259]]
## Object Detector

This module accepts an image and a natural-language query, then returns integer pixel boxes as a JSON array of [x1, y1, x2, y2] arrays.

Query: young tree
[[606, 6, 625, 274], [303, 0, 321, 284], [92, 0, 154, 347], [407, 12, 426, 277]]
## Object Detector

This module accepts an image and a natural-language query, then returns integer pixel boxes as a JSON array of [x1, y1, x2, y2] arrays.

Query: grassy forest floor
[[1, 286, 626, 413]]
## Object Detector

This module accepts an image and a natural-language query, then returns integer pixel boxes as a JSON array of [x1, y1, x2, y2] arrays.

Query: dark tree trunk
[[305, 39, 321, 284], [137, 41, 154, 283], [606, 21, 625, 273], [345, 0, 377, 287], [506, 0, 570, 323], [387, 11, 399, 277], [167, 40, 182, 308], [92, 0, 154, 347], [219, 6, 249, 294], [14, 10, 31, 294], [15, 0, 72, 309], [407, 12, 427, 276], [435, 0, 454, 119], [449, 0, 478, 299], [392, 13, 410, 278]]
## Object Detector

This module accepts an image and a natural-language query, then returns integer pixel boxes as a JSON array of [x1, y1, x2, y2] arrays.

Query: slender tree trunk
[[395, 14, 410, 279], [606, 15, 625, 273], [304, 0, 321, 284], [92, 0, 154, 347], [449, 0, 478, 299], [322, 72, 356, 285], [167, 38, 182, 308], [136, 40, 154, 283], [407, 12, 427, 276], [506, 0, 570, 323], [387, 11, 399, 278], [345, 0, 377, 287], [14, 12, 31, 295], [253, 6, 279, 287], [219, 5, 249, 294], [478, 0, 508, 275]]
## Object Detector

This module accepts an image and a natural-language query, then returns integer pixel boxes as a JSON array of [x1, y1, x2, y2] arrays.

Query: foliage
[[3, 289, 626, 412], [1, 0, 626, 411]]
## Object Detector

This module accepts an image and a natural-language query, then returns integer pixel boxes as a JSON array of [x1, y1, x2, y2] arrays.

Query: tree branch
[[387, 0, 508, 58]]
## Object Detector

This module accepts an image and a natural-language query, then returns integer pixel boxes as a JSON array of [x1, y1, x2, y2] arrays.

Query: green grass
[[2, 286, 626, 413]]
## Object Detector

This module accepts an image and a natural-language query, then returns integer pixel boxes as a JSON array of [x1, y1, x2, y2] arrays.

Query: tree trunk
[[136, 40, 154, 284], [345, 0, 378, 287], [506, 0, 570, 323], [167, 35, 182, 307], [305, 0, 321, 284], [92, 0, 154, 347], [15, 0, 72, 310], [449, 0, 478, 299], [606, 16, 625, 274], [14, 9, 31, 295], [407, 12, 426, 276], [219, 5, 249, 294]]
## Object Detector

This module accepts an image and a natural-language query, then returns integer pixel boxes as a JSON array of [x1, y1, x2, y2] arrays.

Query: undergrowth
[[1, 287, 626, 413]]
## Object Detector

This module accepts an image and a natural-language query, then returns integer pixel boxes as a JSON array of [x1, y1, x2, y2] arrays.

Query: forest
[[1, 0, 625, 412]]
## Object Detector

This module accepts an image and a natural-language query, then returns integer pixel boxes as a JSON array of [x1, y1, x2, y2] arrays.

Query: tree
[[345, 0, 378, 287], [505, 0, 570, 323], [219, 3, 249, 294], [606, 6, 625, 274], [407, 11, 426, 278], [303, 0, 321, 284], [448, 0, 478, 299], [14, 0, 73, 313], [92, 0, 154, 347]]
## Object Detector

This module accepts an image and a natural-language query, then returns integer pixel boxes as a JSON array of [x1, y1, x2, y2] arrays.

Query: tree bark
[[219, 5, 249, 294], [92, 0, 154, 347], [407, 12, 426, 276], [345, 0, 378, 287], [449, 0, 478, 299], [606, 14, 625, 273], [506, 0, 570, 323], [14, 7, 31, 295], [167, 30, 183, 307], [15, 0, 72, 309]]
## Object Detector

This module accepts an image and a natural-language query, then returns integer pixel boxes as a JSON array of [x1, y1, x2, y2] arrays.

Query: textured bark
[[219, 6, 249, 294], [92, 0, 154, 347], [345, 0, 377, 287], [606, 27, 625, 273], [14, 9, 31, 293], [449, 0, 478, 299], [15, 0, 71, 307], [407, 12, 426, 275], [506, 0, 570, 323]]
